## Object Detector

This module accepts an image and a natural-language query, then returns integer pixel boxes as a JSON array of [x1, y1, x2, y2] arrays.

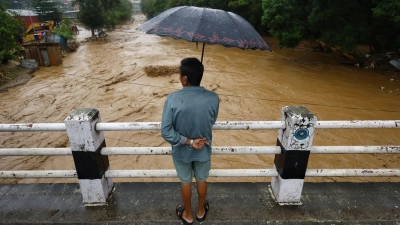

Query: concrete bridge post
[[64, 108, 113, 206], [271, 106, 317, 205]]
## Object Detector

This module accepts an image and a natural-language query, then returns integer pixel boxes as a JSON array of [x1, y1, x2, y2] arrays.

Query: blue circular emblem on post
[[294, 128, 309, 140]]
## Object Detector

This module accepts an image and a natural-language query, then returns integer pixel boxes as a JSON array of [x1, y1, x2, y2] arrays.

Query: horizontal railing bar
[[105, 169, 280, 178], [0, 148, 72, 156], [96, 121, 286, 131], [0, 170, 77, 178], [1, 120, 399, 132], [306, 169, 400, 177], [315, 120, 400, 129], [105, 169, 176, 178], [1, 146, 400, 156], [210, 121, 285, 130], [101, 147, 171, 155], [209, 169, 279, 177], [106, 169, 400, 178], [311, 146, 400, 154], [1, 169, 399, 178], [0, 123, 66, 132], [96, 122, 161, 131], [101, 146, 282, 155]]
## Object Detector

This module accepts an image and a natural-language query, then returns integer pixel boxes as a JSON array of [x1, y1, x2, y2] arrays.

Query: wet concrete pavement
[[0, 182, 399, 224]]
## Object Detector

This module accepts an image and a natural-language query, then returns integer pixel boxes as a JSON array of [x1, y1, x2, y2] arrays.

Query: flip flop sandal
[[176, 204, 193, 225], [196, 200, 209, 223]]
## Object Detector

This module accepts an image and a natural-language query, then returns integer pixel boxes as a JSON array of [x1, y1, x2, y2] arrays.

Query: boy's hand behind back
[[193, 138, 209, 150]]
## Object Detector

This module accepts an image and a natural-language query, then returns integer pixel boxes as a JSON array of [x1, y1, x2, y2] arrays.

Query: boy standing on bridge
[[161, 57, 219, 224]]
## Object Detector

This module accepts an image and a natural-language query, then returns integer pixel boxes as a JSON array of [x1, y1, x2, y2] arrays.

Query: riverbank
[[0, 60, 35, 93]]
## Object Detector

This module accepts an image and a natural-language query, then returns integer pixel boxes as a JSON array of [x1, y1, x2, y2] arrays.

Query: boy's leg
[[193, 160, 211, 218], [196, 181, 207, 218], [181, 182, 193, 222], [173, 158, 194, 222]]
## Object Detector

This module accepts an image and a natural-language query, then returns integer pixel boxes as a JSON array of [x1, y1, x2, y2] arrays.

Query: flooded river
[[1, 15, 399, 184]]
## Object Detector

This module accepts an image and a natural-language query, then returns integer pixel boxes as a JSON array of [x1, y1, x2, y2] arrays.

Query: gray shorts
[[173, 158, 211, 184]]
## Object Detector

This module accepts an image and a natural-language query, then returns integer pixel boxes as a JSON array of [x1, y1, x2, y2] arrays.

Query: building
[[63, 10, 79, 19], [130, 0, 142, 13], [7, 9, 39, 28]]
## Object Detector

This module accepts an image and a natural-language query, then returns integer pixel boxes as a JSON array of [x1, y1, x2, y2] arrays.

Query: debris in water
[[144, 65, 179, 77]]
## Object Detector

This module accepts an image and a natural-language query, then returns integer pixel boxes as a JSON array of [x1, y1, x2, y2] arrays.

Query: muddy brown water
[[1, 15, 399, 184]]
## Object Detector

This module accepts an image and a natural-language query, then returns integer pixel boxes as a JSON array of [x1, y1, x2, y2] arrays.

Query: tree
[[52, 18, 74, 40], [75, 0, 132, 36], [0, 6, 24, 63], [307, 1, 372, 51], [371, 0, 400, 51], [167, 0, 190, 9], [141, 0, 157, 19], [99, 0, 121, 11], [105, 0, 132, 30], [141, 0, 263, 30], [261, 0, 309, 49], [228, 0, 263, 29], [32, 0, 62, 24], [262, 0, 400, 52], [75, 0, 105, 36], [139, 0, 400, 52], [141, 0, 230, 19]]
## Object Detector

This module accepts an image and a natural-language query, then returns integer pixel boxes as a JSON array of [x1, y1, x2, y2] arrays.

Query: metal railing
[[1, 120, 399, 179], [1, 120, 399, 132]]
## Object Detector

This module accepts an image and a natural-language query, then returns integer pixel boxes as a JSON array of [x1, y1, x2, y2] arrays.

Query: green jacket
[[161, 86, 219, 163]]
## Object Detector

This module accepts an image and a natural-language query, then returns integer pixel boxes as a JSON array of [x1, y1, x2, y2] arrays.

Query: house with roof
[[7, 9, 39, 28]]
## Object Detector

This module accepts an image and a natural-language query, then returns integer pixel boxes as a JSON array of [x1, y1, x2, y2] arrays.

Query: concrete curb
[[0, 182, 399, 224]]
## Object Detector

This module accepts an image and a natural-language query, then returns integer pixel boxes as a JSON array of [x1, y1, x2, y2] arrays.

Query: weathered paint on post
[[271, 106, 317, 205], [65, 108, 113, 206]]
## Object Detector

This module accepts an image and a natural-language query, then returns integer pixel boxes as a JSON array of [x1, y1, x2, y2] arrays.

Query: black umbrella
[[137, 6, 271, 62]]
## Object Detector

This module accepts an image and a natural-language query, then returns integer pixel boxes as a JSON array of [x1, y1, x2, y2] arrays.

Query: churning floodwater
[[0, 15, 399, 184]]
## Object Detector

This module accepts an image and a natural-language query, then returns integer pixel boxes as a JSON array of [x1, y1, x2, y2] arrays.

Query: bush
[[105, 0, 132, 30], [0, 6, 23, 64], [52, 18, 75, 40], [0, 51, 14, 64]]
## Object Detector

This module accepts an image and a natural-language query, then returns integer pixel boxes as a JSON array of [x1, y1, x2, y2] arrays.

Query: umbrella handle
[[201, 42, 205, 63]]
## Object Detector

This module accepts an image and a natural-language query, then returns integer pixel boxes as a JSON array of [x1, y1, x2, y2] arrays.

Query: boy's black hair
[[180, 58, 204, 86]]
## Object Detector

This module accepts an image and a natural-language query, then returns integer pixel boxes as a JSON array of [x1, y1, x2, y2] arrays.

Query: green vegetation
[[0, 6, 23, 64], [141, 0, 400, 52], [32, 0, 62, 24], [76, 0, 129, 31], [52, 18, 75, 40], [3, 0, 400, 53], [74, 0, 105, 36], [74, 0, 132, 36], [105, 0, 133, 30], [141, 0, 262, 28], [262, 0, 400, 51]]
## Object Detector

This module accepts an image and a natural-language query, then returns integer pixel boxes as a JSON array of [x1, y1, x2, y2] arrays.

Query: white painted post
[[271, 106, 317, 205], [64, 108, 113, 206]]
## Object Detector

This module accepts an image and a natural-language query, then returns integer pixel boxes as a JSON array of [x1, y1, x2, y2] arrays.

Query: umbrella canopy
[[137, 6, 271, 62]]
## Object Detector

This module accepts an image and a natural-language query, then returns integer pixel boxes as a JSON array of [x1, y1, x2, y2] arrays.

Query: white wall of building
[[129, 0, 142, 13]]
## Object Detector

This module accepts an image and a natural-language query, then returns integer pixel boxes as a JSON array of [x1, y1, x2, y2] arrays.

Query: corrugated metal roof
[[7, 9, 38, 17]]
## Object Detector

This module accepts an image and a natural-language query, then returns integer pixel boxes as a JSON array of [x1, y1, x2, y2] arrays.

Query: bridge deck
[[0, 182, 399, 224]]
